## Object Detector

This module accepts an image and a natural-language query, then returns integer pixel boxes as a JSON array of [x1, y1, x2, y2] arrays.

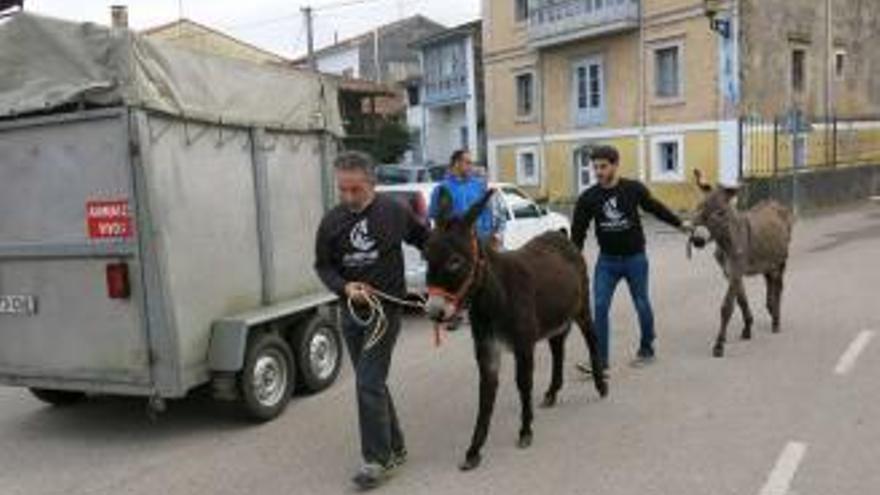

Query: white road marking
[[834, 330, 876, 376], [759, 442, 808, 495]]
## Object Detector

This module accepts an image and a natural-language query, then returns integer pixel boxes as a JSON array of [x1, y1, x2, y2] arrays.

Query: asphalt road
[[1, 203, 879, 495]]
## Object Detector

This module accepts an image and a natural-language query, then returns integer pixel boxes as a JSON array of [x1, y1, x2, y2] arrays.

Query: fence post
[[772, 116, 779, 177], [737, 116, 744, 180], [832, 114, 838, 168]]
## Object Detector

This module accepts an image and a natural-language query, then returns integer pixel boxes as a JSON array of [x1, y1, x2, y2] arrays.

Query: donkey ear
[[464, 188, 496, 227], [721, 186, 739, 201], [693, 169, 712, 193]]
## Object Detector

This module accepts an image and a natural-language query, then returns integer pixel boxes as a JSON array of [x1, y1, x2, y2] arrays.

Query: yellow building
[[483, 0, 880, 210], [142, 18, 289, 66]]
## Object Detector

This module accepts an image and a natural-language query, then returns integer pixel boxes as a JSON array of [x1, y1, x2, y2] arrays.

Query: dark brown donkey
[[423, 191, 608, 471], [689, 170, 794, 357]]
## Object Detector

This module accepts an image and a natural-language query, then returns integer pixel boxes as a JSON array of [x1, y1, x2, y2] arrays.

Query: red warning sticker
[[86, 200, 133, 239]]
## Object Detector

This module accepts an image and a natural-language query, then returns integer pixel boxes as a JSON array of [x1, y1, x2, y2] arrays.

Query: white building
[[408, 21, 485, 166]]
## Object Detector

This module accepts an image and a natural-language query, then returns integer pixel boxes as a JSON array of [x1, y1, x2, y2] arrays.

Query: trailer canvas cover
[[0, 13, 343, 135]]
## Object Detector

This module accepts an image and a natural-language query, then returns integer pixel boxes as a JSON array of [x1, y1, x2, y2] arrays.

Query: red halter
[[426, 234, 483, 346]]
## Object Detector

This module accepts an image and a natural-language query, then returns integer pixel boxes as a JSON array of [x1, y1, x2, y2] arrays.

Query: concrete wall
[[425, 103, 468, 165], [741, 164, 880, 212], [740, 0, 880, 118], [357, 16, 446, 84]]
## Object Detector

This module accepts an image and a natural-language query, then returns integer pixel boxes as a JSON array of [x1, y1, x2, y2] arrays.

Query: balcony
[[528, 0, 640, 49]]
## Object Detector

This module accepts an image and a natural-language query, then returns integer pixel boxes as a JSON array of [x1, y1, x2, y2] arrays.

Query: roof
[[410, 19, 481, 49], [292, 15, 445, 63], [141, 18, 290, 64]]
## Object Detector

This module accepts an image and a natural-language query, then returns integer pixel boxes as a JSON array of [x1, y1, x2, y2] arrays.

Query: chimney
[[110, 5, 128, 29]]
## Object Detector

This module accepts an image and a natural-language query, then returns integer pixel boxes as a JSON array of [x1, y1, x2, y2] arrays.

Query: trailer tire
[[29, 388, 86, 406], [238, 332, 294, 422], [295, 316, 342, 393]]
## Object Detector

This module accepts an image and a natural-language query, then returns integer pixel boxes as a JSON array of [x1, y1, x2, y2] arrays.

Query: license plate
[[0, 295, 37, 315]]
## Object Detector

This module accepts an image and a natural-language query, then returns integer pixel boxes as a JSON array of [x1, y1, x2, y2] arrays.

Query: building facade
[[407, 21, 486, 166], [142, 18, 289, 65], [294, 15, 446, 85], [482, 0, 880, 209]]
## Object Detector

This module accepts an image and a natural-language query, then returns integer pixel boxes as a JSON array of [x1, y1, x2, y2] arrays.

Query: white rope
[[346, 289, 426, 351]]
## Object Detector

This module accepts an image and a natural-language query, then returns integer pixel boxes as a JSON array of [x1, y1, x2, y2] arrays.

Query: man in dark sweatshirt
[[314, 151, 429, 490], [571, 145, 688, 373]]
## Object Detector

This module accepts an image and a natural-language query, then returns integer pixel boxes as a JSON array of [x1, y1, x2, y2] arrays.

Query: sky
[[23, 0, 481, 58]]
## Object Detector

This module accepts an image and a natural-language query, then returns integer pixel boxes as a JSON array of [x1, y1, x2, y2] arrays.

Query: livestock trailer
[[0, 14, 345, 420]]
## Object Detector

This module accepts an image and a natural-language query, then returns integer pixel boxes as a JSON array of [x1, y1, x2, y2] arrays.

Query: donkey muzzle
[[425, 294, 456, 322], [690, 225, 711, 249]]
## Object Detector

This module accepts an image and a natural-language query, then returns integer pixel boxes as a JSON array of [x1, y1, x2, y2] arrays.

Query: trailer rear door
[[0, 110, 151, 390]]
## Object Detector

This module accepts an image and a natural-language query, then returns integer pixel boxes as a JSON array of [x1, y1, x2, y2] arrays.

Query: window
[[655, 45, 681, 99], [516, 147, 540, 186], [791, 48, 806, 93], [650, 135, 685, 182], [573, 56, 605, 126], [406, 85, 420, 106], [573, 145, 596, 192], [835, 50, 846, 80], [515, 0, 529, 22], [515, 72, 535, 118]]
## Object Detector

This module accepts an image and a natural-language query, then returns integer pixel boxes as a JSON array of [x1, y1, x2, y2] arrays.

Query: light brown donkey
[[689, 170, 794, 357]]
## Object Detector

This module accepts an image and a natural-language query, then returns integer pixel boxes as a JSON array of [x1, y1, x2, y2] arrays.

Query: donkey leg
[[736, 287, 754, 340], [714, 281, 739, 357], [771, 264, 786, 333], [542, 333, 567, 408], [514, 348, 536, 449], [575, 311, 609, 398], [460, 341, 500, 472]]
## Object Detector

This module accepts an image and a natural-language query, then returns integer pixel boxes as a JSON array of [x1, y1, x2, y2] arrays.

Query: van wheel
[[29, 388, 86, 406], [238, 332, 294, 422], [295, 316, 342, 393]]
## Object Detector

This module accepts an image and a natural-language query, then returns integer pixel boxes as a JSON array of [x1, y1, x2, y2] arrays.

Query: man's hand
[[345, 282, 373, 303], [679, 219, 695, 235]]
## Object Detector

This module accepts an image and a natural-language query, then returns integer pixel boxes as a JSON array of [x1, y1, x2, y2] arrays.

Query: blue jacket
[[429, 173, 502, 240]]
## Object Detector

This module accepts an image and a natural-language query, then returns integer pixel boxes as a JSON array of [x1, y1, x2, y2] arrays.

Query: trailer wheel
[[295, 316, 342, 393], [29, 388, 86, 406], [238, 332, 294, 422]]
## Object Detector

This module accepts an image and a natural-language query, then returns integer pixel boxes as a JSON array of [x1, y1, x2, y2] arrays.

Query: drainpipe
[[538, 49, 548, 198], [824, 0, 833, 165], [637, 0, 647, 182]]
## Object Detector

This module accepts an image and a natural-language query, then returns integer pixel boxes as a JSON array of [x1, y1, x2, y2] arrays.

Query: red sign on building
[[86, 200, 133, 239]]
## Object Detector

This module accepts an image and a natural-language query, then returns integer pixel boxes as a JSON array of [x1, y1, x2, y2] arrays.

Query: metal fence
[[740, 113, 880, 178], [738, 112, 880, 211]]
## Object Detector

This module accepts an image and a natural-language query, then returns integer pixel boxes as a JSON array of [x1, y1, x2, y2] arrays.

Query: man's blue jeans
[[593, 252, 656, 366]]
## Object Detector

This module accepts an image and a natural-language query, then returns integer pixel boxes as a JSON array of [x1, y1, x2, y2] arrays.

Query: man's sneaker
[[388, 448, 408, 471], [575, 362, 609, 378], [352, 463, 391, 491], [629, 348, 656, 368]]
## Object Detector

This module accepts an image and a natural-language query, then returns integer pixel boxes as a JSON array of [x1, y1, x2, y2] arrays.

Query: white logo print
[[349, 219, 376, 252], [599, 196, 631, 232], [603, 197, 624, 222]]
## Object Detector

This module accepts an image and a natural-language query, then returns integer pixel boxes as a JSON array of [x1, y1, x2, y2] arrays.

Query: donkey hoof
[[459, 454, 482, 471], [517, 432, 533, 449], [712, 345, 725, 358], [741, 331, 752, 341], [772, 326, 781, 334], [541, 394, 557, 408]]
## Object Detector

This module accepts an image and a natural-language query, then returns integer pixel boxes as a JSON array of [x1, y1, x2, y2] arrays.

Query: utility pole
[[302, 6, 316, 72]]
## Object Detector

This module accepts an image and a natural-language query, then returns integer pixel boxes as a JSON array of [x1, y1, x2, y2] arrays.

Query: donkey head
[[690, 169, 739, 249], [423, 188, 495, 323]]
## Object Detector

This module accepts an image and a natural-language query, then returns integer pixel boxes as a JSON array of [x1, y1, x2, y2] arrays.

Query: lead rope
[[347, 289, 442, 351]]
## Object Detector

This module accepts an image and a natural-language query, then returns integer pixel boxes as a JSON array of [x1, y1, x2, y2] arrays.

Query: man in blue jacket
[[429, 150, 504, 245]]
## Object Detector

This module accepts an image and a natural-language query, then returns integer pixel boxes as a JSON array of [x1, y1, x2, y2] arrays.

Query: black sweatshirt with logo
[[314, 193, 429, 298], [571, 178, 682, 256]]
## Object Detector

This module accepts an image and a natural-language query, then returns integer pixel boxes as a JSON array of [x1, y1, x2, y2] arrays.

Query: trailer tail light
[[106, 262, 131, 299]]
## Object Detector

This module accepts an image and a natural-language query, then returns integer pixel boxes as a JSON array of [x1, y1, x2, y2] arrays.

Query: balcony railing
[[528, 0, 640, 48]]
